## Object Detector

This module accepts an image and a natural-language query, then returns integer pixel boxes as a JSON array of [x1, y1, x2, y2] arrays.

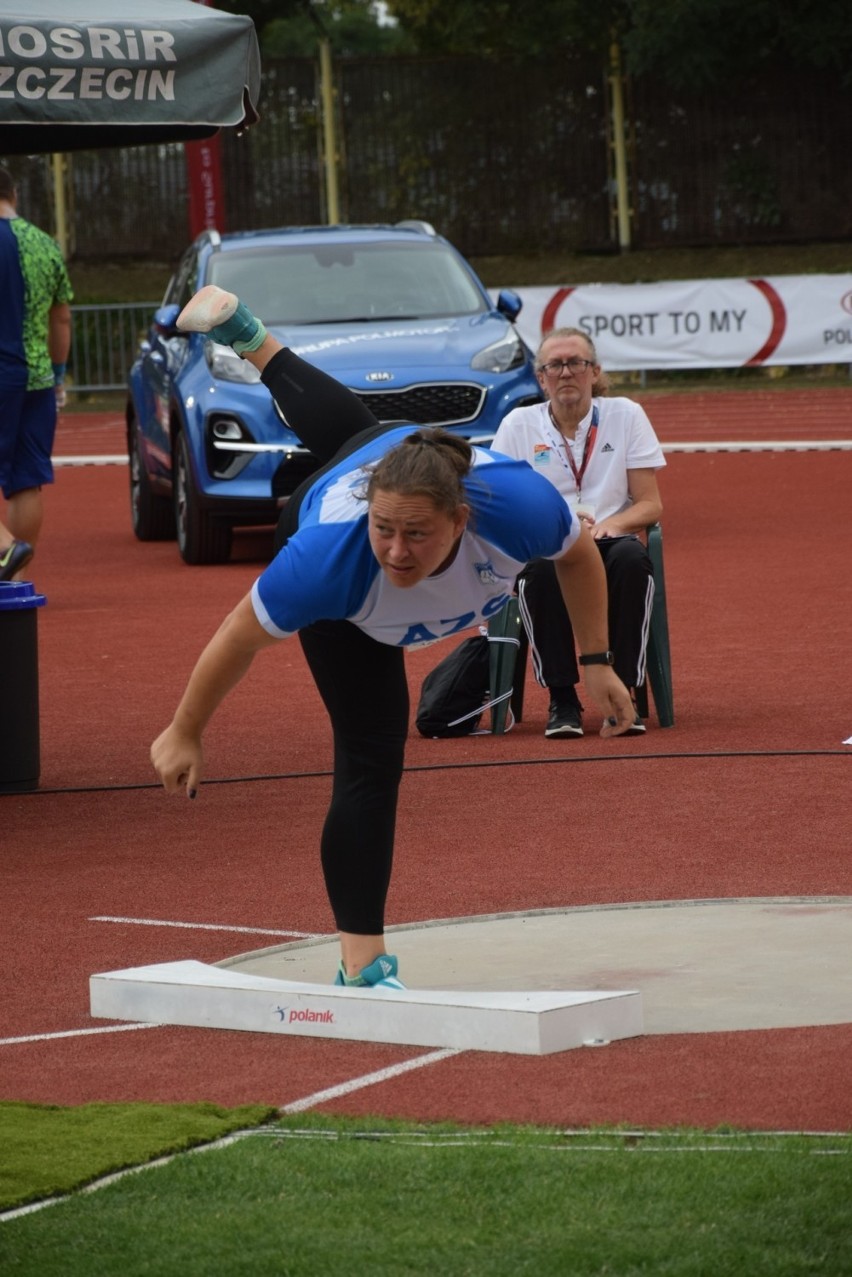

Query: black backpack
[[415, 625, 519, 738], [415, 634, 490, 737]]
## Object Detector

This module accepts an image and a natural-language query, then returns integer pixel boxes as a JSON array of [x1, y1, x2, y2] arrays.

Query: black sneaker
[[545, 700, 583, 737], [0, 540, 33, 582]]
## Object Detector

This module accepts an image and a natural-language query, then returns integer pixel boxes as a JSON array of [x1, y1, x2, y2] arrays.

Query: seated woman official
[[491, 326, 666, 738]]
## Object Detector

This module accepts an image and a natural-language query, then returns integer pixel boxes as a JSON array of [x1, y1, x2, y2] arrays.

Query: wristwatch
[[578, 651, 615, 666]]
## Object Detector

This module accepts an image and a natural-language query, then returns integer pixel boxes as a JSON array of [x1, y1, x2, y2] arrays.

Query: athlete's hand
[[151, 724, 204, 797], [581, 666, 635, 737]]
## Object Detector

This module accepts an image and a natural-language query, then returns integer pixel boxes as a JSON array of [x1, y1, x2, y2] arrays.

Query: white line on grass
[[0, 1048, 463, 1222], [3, 1114, 847, 1225], [89, 916, 328, 939], [0, 1127, 259, 1222]]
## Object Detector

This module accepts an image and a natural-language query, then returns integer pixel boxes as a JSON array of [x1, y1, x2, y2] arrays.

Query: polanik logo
[[275, 1004, 335, 1026]]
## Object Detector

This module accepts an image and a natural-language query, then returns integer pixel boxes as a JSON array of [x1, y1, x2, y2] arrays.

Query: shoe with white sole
[[544, 699, 583, 738], [333, 953, 406, 990], [177, 286, 267, 355], [177, 285, 238, 333]]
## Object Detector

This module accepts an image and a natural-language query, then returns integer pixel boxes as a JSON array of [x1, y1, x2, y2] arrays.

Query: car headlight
[[205, 342, 262, 384], [470, 330, 527, 373]]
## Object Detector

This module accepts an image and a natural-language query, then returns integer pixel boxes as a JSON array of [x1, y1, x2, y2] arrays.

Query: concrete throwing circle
[[222, 897, 852, 1035]]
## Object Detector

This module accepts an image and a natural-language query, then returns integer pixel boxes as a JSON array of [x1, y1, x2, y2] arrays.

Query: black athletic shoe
[[625, 713, 646, 736], [0, 540, 33, 581], [545, 700, 584, 737]]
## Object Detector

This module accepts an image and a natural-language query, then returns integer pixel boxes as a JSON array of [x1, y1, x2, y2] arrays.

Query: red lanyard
[[548, 405, 599, 495]]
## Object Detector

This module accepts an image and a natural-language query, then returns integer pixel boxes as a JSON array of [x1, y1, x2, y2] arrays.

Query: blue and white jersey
[[251, 426, 579, 648]]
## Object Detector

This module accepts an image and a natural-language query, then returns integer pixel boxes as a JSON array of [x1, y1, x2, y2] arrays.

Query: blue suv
[[127, 221, 542, 564]]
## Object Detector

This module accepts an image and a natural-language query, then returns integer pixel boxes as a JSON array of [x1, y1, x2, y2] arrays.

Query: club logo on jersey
[[475, 561, 499, 585]]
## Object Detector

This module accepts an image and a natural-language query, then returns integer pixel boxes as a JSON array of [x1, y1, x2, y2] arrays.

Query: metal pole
[[608, 41, 631, 251], [318, 36, 340, 224], [50, 153, 68, 256]]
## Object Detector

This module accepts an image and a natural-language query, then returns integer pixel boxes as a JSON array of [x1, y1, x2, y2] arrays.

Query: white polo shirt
[[491, 398, 666, 522]]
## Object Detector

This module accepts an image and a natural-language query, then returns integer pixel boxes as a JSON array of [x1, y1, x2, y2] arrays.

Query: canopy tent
[[0, 0, 261, 154]]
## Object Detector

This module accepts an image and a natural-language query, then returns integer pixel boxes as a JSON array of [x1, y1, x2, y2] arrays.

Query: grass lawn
[[2, 1113, 851, 1275]]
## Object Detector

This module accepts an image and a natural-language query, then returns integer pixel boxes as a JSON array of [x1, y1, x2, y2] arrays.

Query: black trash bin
[[0, 581, 47, 793]]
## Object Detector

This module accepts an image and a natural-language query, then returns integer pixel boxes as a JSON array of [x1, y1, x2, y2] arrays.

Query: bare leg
[[0, 491, 40, 580], [241, 334, 281, 374], [339, 933, 388, 979], [6, 487, 43, 548]]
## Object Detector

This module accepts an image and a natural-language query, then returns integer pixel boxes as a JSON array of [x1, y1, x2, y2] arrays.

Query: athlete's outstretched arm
[[151, 594, 278, 796], [554, 527, 635, 736]]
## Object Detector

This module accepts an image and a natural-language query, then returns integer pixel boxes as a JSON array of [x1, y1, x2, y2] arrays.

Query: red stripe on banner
[[540, 286, 575, 337], [744, 279, 787, 365], [185, 1, 224, 238], [186, 136, 225, 238]]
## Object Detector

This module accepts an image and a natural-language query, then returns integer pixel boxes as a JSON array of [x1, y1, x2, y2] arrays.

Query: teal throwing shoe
[[333, 954, 406, 989]]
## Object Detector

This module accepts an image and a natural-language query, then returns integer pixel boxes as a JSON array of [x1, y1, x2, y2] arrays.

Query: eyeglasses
[[537, 357, 595, 377]]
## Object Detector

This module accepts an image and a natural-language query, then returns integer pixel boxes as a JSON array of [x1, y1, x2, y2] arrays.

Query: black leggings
[[261, 349, 407, 935]]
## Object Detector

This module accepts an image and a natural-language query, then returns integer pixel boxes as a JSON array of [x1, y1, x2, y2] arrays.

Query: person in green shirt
[[0, 165, 73, 581]]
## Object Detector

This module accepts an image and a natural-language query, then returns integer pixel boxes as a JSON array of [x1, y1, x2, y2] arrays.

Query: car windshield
[[207, 240, 486, 326]]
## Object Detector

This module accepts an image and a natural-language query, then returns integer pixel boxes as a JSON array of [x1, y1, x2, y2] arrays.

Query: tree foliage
[[213, 1, 416, 56], [385, 0, 852, 87], [620, 0, 852, 89], [213, 0, 852, 85]]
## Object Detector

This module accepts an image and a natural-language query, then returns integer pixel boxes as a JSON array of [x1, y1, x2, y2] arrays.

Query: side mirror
[[496, 288, 523, 323], [153, 303, 182, 336]]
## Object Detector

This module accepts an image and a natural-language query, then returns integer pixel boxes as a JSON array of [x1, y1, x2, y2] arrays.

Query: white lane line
[[53, 439, 852, 470], [1, 1023, 161, 1046], [661, 439, 852, 452], [279, 1048, 463, 1114], [54, 455, 128, 467], [89, 916, 328, 939]]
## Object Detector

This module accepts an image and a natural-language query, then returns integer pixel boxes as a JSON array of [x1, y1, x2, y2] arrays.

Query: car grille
[[354, 382, 485, 426]]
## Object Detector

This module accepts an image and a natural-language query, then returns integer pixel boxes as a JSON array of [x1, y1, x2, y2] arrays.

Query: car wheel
[[128, 411, 176, 541], [174, 430, 233, 565]]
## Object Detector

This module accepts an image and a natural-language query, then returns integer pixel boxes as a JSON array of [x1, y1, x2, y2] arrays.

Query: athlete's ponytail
[[365, 428, 473, 516]]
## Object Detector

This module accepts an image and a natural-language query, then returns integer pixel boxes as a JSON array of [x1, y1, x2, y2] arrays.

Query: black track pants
[[517, 536, 655, 693]]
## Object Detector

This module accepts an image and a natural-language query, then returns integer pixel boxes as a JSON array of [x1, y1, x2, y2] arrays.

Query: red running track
[[2, 389, 852, 1131]]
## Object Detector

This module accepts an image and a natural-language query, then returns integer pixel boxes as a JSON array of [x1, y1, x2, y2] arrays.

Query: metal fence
[[69, 302, 158, 394], [4, 54, 851, 265]]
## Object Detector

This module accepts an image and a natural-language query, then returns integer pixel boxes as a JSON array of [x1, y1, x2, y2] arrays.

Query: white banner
[[501, 275, 852, 370]]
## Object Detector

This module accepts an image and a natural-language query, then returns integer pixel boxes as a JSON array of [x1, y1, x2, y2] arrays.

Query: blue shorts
[[0, 386, 57, 499]]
